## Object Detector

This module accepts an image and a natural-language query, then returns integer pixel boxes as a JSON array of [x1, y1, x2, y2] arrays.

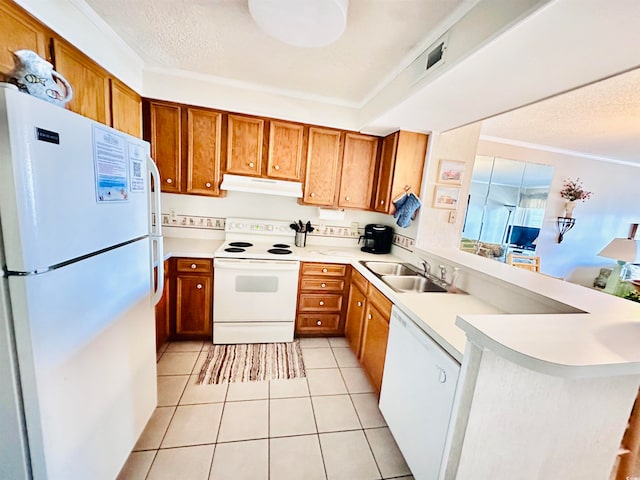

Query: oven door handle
[[214, 258, 300, 271]]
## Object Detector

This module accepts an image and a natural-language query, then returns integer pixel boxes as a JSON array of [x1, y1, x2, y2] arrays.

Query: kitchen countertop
[[160, 236, 640, 378]]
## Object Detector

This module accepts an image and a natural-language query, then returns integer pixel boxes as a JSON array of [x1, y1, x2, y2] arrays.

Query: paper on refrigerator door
[[92, 126, 128, 202]]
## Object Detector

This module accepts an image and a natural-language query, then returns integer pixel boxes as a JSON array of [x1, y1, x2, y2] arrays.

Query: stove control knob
[[191, 264, 197, 269], [267, 225, 273, 231]]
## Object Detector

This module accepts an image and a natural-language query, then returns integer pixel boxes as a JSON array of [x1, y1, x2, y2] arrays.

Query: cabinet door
[[360, 303, 390, 392], [389, 131, 428, 211], [0, 1, 49, 76], [338, 133, 378, 209], [52, 38, 110, 123], [148, 102, 182, 193], [303, 127, 341, 206], [175, 274, 212, 337], [226, 114, 264, 176], [267, 120, 304, 180], [345, 283, 367, 356], [186, 107, 222, 196], [373, 132, 398, 213], [110, 78, 142, 137]]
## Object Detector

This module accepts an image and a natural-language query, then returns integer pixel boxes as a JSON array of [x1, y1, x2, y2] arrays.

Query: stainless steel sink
[[363, 262, 420, 276], [381, 275, 448, 293]]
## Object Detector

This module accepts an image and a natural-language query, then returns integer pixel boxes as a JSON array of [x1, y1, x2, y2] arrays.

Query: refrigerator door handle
[[151, 236, 164, 306], [147, 155, 163, 238]]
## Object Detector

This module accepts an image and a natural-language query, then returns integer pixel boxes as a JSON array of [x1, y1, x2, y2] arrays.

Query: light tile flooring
[[117, 337, 413, 480]]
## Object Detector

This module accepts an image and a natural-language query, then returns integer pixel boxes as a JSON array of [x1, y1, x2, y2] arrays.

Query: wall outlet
[[448, 210, 457, 223]]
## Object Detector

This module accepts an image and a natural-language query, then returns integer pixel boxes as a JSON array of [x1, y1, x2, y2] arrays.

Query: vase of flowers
[[560, 178, 592, 218]]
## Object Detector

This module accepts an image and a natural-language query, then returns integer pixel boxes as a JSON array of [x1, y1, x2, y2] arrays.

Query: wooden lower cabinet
[[344, 269, 393, 393], [344, 271, 367, 355], [360, 301, 390, 393], [169, 257, 214, 340], [295, 262, 349, 336]]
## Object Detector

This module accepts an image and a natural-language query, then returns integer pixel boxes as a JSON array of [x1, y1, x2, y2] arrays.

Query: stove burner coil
[[273, 243, 291, 248], [267, 248, 292, 255], [224, 247, 246, 253], [228, 242, 253, 247]]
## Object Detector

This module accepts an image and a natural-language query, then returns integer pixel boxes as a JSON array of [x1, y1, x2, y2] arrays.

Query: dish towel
[[393, 192, 422, 228]]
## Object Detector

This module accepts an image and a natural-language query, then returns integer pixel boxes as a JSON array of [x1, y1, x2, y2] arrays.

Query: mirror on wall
[[460, 155, 553, 260]]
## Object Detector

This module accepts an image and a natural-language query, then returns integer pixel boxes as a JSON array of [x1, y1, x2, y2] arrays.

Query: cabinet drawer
[[176, 258, 213, 274], [368, 285, 392, 320], [351, 269, 368, 294], [301, 262, 347, 277], [296, 314, 341, 334], [298, 293, 343, 312], [300, 278, 345, 292]]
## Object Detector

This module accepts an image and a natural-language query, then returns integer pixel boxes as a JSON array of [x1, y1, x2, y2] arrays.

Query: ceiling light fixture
[[248, 0, 348, 48]]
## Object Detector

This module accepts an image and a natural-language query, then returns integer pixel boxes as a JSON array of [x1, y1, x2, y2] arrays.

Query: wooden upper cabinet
[[267, 120, 304, 181], [374, 130, 428, 214], [110, 78, 142, 137], [226, 114, 264, 176], [186, 107, 222, 196], [147, 101, 182, 193], [338, 133, 379, 209], [303, 127, 342, 206], [0, 1, 49, 77], [52, 38, 110, 123]]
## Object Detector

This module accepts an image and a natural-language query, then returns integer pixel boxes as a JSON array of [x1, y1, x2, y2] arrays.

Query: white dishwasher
[[379, 306, 461, 480]]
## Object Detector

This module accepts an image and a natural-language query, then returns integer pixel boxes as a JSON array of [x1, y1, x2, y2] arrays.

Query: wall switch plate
[[448, 210, 457, 223]]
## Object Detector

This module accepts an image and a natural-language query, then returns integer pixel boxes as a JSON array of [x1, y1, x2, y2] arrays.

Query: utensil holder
[[295, 231, 306, 247]]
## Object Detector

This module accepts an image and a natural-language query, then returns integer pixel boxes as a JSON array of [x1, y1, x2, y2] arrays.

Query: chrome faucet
[[420, 259, 431, 278], [438, 265, 447, 283]]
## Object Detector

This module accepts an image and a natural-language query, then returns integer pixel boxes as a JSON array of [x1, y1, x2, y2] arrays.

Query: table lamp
[[597, 237, 640, 294]]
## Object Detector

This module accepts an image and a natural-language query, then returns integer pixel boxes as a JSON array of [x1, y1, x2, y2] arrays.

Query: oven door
[[213, 258, 300, 343]]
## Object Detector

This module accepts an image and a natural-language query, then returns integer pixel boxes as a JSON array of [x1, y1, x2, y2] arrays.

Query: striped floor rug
[[196, 341, 306, 385]]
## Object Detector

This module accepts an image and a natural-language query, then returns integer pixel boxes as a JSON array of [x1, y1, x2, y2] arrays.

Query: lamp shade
[[248, 0, 348, 48], [597, 237, 640, 262]]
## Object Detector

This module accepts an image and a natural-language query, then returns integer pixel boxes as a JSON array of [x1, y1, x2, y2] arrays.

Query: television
[[508, 226, 540, 250]]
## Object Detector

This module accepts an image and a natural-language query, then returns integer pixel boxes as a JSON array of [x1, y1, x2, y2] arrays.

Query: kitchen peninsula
[[161, 233, 640, 480]]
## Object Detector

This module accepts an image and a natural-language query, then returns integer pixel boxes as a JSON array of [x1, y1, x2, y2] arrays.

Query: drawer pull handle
[[196, 284, 202, 289], [310, 192, 316, 198], [357, 301, 362, 307], [322, 268, 328, 273], [319, 301, 325, 306], [274, 165, 280, 170], [205, 182, 211, 188], [191, 264, 197, 269], [316, 320, 322, 326], [367, 314, 372, 320], [345, 196, 350, 201], [321, 283, 326, 288], [248, 162, 255, 168], [380, 200, 384, 205], [437, 366, 447, 383], [166, 178, 173, 184]]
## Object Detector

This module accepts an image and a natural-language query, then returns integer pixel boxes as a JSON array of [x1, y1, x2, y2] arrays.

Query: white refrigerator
[[0, 85, 164, 479]]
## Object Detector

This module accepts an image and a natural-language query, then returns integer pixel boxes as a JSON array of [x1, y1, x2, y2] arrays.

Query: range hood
[[220, 174, 303, 198]]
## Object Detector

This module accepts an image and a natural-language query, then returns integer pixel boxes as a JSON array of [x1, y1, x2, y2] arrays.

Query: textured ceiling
[[481, 67, 640, 165], [84, 0, 466, 105]]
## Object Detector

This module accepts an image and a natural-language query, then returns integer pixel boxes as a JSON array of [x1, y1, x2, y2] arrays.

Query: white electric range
[[213, 218, 300, 344]]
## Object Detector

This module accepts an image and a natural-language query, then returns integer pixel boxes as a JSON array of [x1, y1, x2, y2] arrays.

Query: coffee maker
[[359, 224, 394, 254]]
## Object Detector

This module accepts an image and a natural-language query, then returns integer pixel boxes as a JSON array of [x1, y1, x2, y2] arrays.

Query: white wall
[[415, 122, 482, 250], [477, 139, 640, 281]]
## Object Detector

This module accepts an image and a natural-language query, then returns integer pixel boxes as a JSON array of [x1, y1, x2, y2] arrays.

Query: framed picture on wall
[[437, 159, 465, 185], [433, 186, 460, 209]]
